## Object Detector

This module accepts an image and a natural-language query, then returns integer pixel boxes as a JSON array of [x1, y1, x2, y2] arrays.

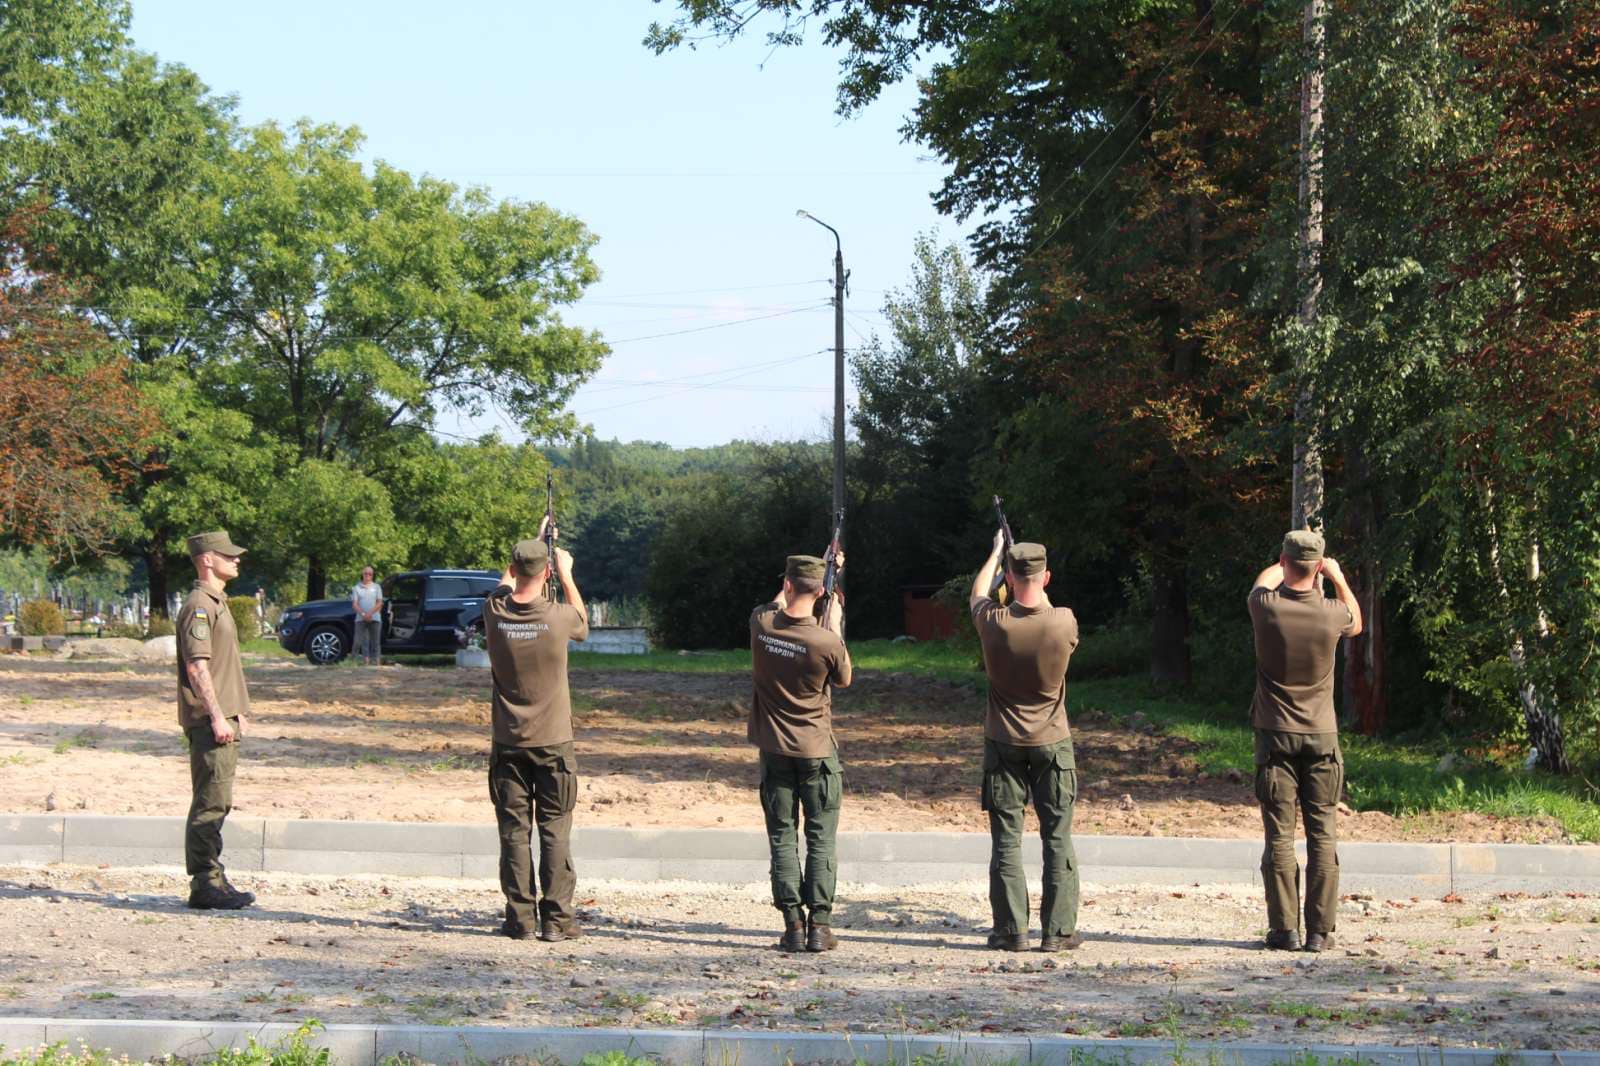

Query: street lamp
[[796, 209, 846, 526]]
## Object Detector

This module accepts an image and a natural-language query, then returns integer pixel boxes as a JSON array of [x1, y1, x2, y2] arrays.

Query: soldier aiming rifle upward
[[543, 473, 559, 602]]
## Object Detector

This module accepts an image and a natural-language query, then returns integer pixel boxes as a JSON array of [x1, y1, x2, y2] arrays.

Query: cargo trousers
[[759, 750, 843, 924], [185, 718, 239, 892], [983, 737, 1079, 938], [489, 741, 578, 933], [1254, 729, 1343, 936]]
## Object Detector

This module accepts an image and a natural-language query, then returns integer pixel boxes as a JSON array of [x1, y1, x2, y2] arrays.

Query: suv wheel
[[305, 626, 348, 665]]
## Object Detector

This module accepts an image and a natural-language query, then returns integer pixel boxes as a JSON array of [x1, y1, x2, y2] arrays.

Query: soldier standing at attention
[[750, 553, 851, 953], [176, 530, 256, 911], [1249, 530, 1362, 953], [970, 533, 1081, 952], [483, 522, 589, 941]]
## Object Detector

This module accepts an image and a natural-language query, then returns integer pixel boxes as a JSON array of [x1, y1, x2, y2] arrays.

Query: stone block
[[263, 818, 470, 855], [0, 1021, 49, 1057], [837, 830, 990, 864], [842, 861, 990, 888], [377, 1025, 701, 1066], [264, 849, 462, 877], [7, 635, 43, 651], [1077, 835, 1261, 870], [41, 636, 66, 651], [578, 858, 663, 882], [1343, 841, 1451, 876], [1453, 842, 1600, 879], [0, 815, 65, 847], [40, 1020, 372, 1066], [958, 1034, 1031, 1065], [658, 858, 769, 884], [704, 1030, 960, 1066]]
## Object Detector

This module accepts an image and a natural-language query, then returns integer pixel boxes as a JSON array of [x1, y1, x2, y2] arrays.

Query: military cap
[[1282, 529, 1325, 563], [186, 530, 246, 557], [1006, 542, 1048, 576], [512, 539, 550, 577], [785, 555, 828, 582]]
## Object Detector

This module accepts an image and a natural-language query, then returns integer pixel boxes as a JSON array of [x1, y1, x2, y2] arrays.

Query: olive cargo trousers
[[983, 737, 1079, 938], [185, 718, 239, 891], [1254, 729, 1343, 936], [759, 750, 843, 924], [489, 742, 578, 933]]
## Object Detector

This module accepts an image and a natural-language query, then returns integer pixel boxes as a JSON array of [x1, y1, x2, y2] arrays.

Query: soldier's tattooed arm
[[185, 659, 235, 744], [970, 528, 1007, 609]]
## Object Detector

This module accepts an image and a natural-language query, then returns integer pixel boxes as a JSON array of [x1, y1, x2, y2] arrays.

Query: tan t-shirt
[[972, 598, 1079, 746], [482, 585, 590, 747], [176, 583, 251, 728], [748, 602, 853, 758], [1248, 584, 1356, 734]]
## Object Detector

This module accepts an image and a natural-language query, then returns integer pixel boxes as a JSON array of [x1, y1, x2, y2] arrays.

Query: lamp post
[[796, 209, 846, 523]]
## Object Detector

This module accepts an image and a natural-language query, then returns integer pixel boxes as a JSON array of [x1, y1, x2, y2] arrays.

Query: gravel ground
[[2, 863, 1597, 1051]]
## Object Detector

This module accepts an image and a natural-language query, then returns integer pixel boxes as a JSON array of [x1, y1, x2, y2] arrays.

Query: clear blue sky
[[127, 1, 969, 448]]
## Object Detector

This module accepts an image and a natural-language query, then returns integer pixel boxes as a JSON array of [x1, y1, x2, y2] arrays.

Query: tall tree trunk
[[146, 549, 172, 620], [1343, 438, 1387, 734], [1291, 0, 1326, 532], [1481, 487, 1568, 773], [306, 555, 328, 603]]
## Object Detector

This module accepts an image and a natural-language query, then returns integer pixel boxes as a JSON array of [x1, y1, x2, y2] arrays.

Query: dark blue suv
[[276, 568, 502, 665]]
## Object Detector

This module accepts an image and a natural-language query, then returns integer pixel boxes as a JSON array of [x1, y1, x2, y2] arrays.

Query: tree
[[190, 121, 605, 599], [0, 210, 157, 557]]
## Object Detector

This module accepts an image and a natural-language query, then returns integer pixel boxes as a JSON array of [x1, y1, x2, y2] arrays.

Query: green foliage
[[227, 595, 260, 642], [17, 600, 64, 636], [144, 615, 174, 638]]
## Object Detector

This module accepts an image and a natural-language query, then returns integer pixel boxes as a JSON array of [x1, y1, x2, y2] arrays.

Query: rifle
[[819, 508, 844, 633], [988, 495, 1013, 606], [543, 472, 559, 602]]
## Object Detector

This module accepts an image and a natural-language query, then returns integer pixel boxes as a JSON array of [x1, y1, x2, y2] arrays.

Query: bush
[[228, 595, 261, 642], [18, 600, 65, 636], [1071, 622, 1149, 679], [145, 615, 175, 638], [102, 620, 145, 639]]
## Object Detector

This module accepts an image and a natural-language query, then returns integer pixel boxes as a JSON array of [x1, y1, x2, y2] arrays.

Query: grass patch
[[51, 731, 99, 755], [82, 992, 115, 1002], [2, 1021, 332, 1066], [1075, 676, 1600, 842], [570, 638, 985, 683], [242, 638, 295, 658]]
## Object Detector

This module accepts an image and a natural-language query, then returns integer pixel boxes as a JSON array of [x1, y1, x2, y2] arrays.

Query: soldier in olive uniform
[[1249, 530, 1363, 952], [749, 553, 851, 953], [483, 526, 589, 942], [970, 534, 1082, 952], [176, 530, 256, 910]]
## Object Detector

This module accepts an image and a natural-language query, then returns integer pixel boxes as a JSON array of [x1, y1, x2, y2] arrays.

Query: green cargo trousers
[[185, 719, 239, 891], [759, 750, 843, 924], [983, 737, 1079, 937], [489, 742, 578, 932], [1255, 729, 1343, 936]]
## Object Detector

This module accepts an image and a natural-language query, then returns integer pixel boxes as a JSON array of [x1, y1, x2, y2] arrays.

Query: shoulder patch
[[190, 621, 211, 641], [194, 607, 209, 619]]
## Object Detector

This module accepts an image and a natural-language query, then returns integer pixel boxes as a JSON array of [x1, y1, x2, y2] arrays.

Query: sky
[[126, 2, 971, 449]]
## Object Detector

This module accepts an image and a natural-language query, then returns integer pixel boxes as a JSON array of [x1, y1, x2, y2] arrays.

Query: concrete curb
[[0, 1019, 1594, 1066], [3, 814, 1598, 893]]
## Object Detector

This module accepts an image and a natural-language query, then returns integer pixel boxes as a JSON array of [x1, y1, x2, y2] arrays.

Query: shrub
[[228, 595, 261, 642], [102, 620, 145, 639], [144, 615, 175, 638], [1071, 622, 1149, 680], [18, 600, 65, 636]]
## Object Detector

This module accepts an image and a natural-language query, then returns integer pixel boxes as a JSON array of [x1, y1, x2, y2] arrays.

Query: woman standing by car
[[351, 566, 383, 666]]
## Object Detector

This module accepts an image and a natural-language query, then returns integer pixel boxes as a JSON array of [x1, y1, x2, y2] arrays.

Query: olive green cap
[[512, 538, 549, 577], [785, 555, 827, 582], [1282, 529, 1325, 563], [186, 530, 246, 557], [1006, 542, 1047, 576]]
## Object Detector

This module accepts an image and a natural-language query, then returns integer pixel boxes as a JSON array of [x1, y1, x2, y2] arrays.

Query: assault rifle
[[988, 495, 1013, 606], [819, 508, 844, 633], [543, 472, 559, 602]]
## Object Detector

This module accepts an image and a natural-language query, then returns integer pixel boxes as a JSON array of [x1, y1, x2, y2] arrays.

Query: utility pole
[[797, 210, 847, 522]]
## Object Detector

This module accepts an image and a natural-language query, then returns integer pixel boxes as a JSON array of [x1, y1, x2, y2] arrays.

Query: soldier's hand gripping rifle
[[988, 496, 1013, 607], [543, 472, 559, 602], [819, 508, 844, 634]]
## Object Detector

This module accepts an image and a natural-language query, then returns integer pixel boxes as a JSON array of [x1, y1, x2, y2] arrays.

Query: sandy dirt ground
[[0, 654, 1579, 842], [1, 864, 1597, 1050]]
